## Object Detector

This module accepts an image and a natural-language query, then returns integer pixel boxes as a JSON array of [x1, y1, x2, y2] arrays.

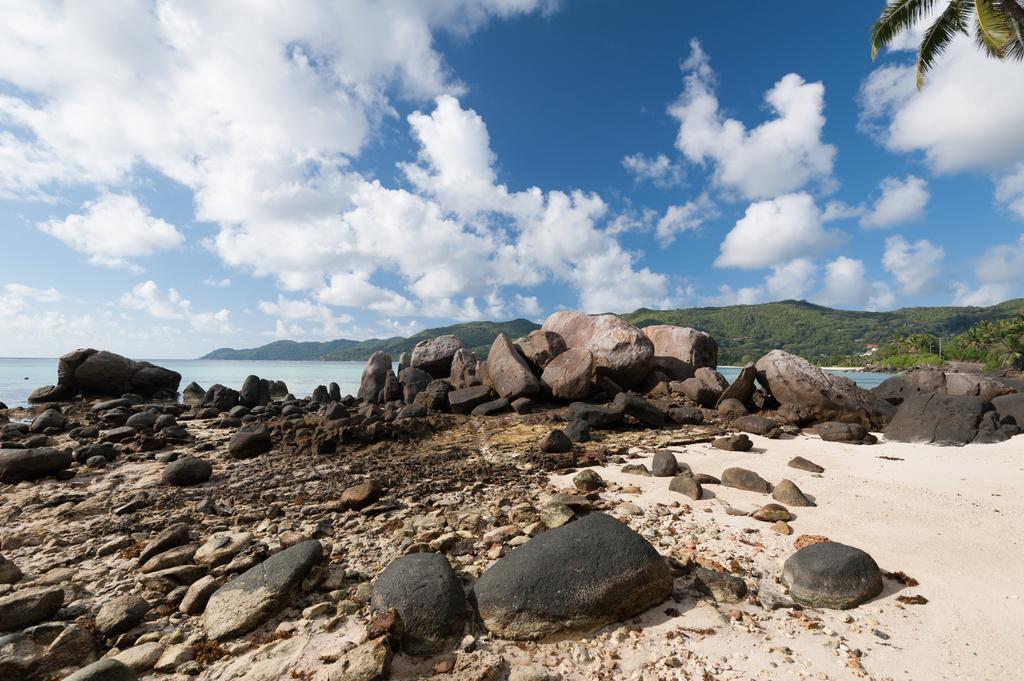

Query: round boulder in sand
[[782, 542, 883, 609]]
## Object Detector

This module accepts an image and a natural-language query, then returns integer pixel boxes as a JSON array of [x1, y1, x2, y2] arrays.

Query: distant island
[[200, 298, 1024, 367]]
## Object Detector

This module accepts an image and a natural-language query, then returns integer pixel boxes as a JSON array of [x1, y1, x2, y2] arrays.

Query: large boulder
[[204, 540, 323, 640], [782, 542, 883, 609], [540, 347, 594, 400], [516, 330, 567, 372], [642, 325, 718, 369], [57, 349, 181, 397], [472, 513, 672, 641], [718, 363, 757, 406], [227, 423, 272, 459], [27, 384, 75, 403], [239, 375, 271, 408], [541, 312, 653, 388], [397, 367, 432, 404], [993, 393, 1024, 425], [0, 448, 72, 484], [448, 385, 494, 414], [873, 369, 1016, 405], [487, 334, 540, 401], [680, 367, 729, 408], [370, 553, 466, 656], [411, 335, 466, 379], [755, 350, 895, 429], [883, 394, 1005, 445], [448, 349, 483, 390], [358, 352, 392, 404]]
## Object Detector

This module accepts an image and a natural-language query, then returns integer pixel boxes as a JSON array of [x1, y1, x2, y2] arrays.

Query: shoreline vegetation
[[201, 298, 1024, 368]]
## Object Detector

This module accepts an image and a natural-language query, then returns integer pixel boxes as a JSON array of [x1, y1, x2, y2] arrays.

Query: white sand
[[547, 433, 1024, 680]]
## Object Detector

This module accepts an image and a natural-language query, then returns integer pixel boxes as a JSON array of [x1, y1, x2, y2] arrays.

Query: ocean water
[[0, 358, 891, 408]]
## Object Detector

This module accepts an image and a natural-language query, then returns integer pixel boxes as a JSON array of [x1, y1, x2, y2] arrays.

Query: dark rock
[[447, 385, 494, 414], [203, 384, 239, 412], [472, 513, 672, 640], [0, 586, 64, 632], [751, 503, 792, 522], [782, 542, 883, 609], [992, 392, 1024, 426], [540, 430, 572, 453], [756, 350, 894, 429], [370, 553, 466, 656], [63, 659, 138, 681], [817, 421, 876, 444], [621, 464, 650, 476], [398, 367, 432, 403], [0, 447, 72, 484], [540, 347, 594, 401], [510, 397, 534, 414], [712, 434, 753, 451], [718, 363, 757, 405], [572, 469, 604, 492], [650, 451, 679, 477], [679, 377, 718, 408], [564, 418, 590, 442], [358, 352, 393, 404], [414, 379, 451, 412], [125, 411, 157, 430], [471, 398, 510, 417], [873, 369, 1015, 405], [566, 402, 623, 428], [100, 426, 135, 443], [612, 392, 666, 427], [227, 423, 272, 459], [721, 467, 772, 493], [396, 403, 428, 419], [27, 384, 75, 403], [667, 405, 703, 425], [204, 540, 323, 640], [668, 475, 702, 500], [0, 554, 22, 584], [487, 333, 540, 401], [411, 335, 466, 379], [30, 408, 66, 433], [57, 348, 181, 397], [732, 415, 782, 438], [717, 397, 748, 419], [239, 375, 271, 408], [95, 594, 149, 636], [884, 394, 992, 446], [788, 456, 824, 473], [162, 457, 212, 486], [773, 479, 814, 507]]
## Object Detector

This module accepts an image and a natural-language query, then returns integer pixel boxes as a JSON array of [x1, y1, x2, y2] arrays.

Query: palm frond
[[975, 0, 1012, 56], [916, 0, 972, 88], [871, 0, 939, 59]]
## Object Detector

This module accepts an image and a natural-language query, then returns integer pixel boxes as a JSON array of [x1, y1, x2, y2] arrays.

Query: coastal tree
[[871, 0, 1024, 87]]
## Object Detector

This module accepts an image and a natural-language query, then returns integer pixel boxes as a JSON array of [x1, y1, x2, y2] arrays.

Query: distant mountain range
[[200, 299, 1024, 365]]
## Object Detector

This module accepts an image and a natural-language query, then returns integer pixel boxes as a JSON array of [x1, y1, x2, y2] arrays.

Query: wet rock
[[721, 467, 772, 493], [370, 553, 466, 656], [566, 402, 623, 428], [64, 659, 138, 681], [755, 350, 894, 429], [667, 405, 703, 425], [782, 542, 883, 609], [711, 434, 753, 452], [732, 415, 782, 438], [668, 475, 702, 500], [95, 594, 150, 636], [488, 333, 540, 401], [411, 335, 466, 379], [772, 479, 814, 507], [204, 540, 323, 640], [0, 587, 64, 632], [162, 457, 212, 486], [448, 386, 494, 415], [540, 348, 594, 401], [473, 513, 672, 640], [650, 451, 679, 477], [516, 330, 567, 372], [540, 430, 572, 454], [0, 447, 72, 484], [788, 456, 824, 473], [541, 311, 654, 388], [227, 423, 272, 459]]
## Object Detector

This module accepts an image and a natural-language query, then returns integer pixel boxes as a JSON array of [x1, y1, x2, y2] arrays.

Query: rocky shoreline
[[1, 311, 1022, 680]]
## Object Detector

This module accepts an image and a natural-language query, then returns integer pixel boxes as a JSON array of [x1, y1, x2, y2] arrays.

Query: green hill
[[200, 299, 1024, 365]]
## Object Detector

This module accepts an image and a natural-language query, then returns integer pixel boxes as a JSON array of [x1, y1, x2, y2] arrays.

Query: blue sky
[[1, 0, 1023, 358]]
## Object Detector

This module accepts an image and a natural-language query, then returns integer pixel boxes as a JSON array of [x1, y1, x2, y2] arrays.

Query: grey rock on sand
[[370, 553, 466, 656], [0, 447, 72, 484], [782, 542, 883, 609], [162, 457, 212, 486], [721, 467, 772, 493], [204, 539, 323, 640], [473, 513, 672, 641]]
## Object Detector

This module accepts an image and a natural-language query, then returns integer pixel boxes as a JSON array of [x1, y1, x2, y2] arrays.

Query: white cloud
[[882, 235, 945, 295], [860, 175, 929, 229], [37, 193, 183, 270], [715, 192, 844, 269], [821, 200, 866, 223], [708, 284, 764, 306], [952, 282, 1011, 307], [512, 293, 542, 317], [654, 192, 715, 246], [819, 256, 868, 306], [622, 153, 683, 187], [120, 280, 233, 333], [1, 283, 62, 305], [975, 233, 1024, 285], [996, 164, 1024, 220], [203, 277, 231, 287], [765, 258, 817, 300], [669, 39, 835, 200]]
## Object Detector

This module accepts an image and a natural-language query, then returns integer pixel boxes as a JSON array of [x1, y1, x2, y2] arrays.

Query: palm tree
[[990, 331, 1024, 370], [871, 0, 1024, 88]]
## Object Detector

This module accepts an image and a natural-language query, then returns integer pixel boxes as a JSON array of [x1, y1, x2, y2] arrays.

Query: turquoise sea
[[0, 358, 891, 408]]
